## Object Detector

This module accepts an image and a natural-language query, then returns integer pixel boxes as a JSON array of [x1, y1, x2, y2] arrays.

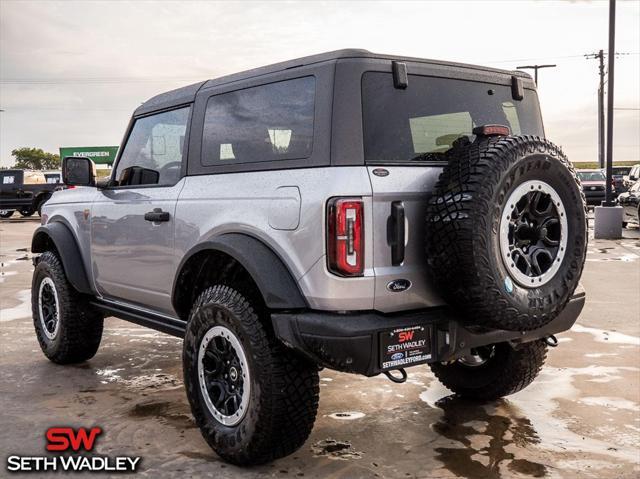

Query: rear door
[[91, 106, 191, 314], [361, 71, 544, 312]]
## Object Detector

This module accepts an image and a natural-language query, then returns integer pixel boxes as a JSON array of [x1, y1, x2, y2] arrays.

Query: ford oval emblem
[[391, 352, 405, 361], [372, 168, 389, 177], [386, 279, 411, 292]]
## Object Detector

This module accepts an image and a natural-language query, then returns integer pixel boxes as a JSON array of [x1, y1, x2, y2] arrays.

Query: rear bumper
[[272, 289, 585, 377]]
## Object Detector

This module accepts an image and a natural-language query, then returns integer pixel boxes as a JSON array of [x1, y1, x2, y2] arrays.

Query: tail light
[[327, 198, 364, 277]]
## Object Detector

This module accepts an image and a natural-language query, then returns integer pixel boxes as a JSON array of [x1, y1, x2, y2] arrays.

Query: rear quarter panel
[[174, 167, 376, 310]]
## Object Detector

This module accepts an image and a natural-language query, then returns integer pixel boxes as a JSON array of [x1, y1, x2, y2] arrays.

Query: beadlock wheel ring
[[197, 325, 250, 426], [499, 180, 568, 288], [38, 277, 60, 340]]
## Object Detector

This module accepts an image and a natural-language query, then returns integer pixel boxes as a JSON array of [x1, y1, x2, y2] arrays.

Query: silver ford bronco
[[30, 49, 587, 465]]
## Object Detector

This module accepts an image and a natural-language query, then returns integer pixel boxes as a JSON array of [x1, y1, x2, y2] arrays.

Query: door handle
[[144, 208, 170, 222], [387, 201, 405, 266]]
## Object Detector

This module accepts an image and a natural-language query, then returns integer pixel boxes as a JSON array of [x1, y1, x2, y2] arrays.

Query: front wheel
[[32, 251, 104, 363], [429, 340, 547, 401], [20, 208, 35, 217], [183, 285, 320, 465]]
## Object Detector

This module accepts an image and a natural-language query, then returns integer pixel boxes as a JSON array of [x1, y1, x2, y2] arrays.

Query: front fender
[[31, 222, 93, 295]]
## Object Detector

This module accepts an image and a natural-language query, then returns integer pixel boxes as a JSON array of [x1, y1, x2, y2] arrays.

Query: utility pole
[[585, 50, 606, 168], [593, 0, 623, 239], [515, 64, 557, 85], [604, 0, 616, 207]]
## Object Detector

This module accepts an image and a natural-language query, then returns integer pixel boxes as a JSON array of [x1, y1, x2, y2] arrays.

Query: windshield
[[362, 72, 544, 164], [577, 171, 605, 181]]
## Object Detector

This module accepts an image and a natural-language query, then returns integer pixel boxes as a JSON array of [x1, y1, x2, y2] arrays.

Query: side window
[[201, 76, 315, 166], [115, 106, 190, 187], [2, 174, 16, 184]]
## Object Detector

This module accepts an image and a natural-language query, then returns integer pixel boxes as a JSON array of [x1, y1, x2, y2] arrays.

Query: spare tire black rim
[[197, 325, 250, 426], [500, 180, 568, 288]]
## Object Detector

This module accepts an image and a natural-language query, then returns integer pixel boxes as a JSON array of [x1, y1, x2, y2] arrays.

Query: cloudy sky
[[1, 0, 638, 167]]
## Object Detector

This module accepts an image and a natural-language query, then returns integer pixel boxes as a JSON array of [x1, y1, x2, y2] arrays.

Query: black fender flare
[[173, 233, 307, 311], [31, 222, 93, 294]]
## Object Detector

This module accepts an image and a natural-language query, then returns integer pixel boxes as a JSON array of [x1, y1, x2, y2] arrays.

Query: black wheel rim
[[198, 322, 250, 426], [500, 181, 567, 287], [38, 277, 59, 339]]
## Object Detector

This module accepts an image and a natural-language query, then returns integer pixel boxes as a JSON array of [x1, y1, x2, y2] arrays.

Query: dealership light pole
[[594, 0, 623, 239]]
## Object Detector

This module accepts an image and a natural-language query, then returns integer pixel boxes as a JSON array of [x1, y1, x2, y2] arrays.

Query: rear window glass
[[202, 76, 315, 166], [362, 72, 544, 164]]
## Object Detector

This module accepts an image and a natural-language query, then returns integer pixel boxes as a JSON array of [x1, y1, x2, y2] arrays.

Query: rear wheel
[[183, 285, 320, 465], [429, 340, 548, 400], [0, 210, 14, 218], [32, 251, 103, 363]]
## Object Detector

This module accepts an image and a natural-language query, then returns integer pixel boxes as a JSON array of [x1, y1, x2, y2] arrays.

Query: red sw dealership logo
[[46, 427, 102, 452], [5, 426, 141, 473], [398, 331, 415, 343]]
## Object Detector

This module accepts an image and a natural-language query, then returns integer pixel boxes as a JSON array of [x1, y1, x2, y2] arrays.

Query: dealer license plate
[[379, 325, 431, 370]]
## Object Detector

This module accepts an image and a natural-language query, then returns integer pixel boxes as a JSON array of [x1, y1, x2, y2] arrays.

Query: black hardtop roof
[[135, 49, 532, 115]]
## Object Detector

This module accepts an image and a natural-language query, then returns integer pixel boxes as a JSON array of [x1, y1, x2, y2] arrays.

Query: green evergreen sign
[[59, 146, 118, 165]]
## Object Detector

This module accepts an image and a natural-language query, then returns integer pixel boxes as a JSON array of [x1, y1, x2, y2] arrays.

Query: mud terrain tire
[[429, 340, 548, 400], [32, 251, 103, 363], [183, 285, 320, 465], [426, 135, 587, 331]]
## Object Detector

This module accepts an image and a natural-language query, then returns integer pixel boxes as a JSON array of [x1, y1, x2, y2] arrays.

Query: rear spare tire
[[426, 135, 587, 331]]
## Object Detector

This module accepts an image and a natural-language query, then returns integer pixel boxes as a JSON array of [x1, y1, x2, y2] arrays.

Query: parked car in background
[[617, 181, 640, 227], [576, 169, 611, 205], [623, 164, 640, 191], [43, 171, 63, 184], [611, 166, 632, 195], [0, 169, 63, 218]]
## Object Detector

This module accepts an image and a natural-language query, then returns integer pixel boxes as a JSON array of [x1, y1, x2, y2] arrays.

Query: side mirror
[[62, 156, 96, 187]]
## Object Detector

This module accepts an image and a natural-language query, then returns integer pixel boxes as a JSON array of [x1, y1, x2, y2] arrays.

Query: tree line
[[1, 148, 61, 170]]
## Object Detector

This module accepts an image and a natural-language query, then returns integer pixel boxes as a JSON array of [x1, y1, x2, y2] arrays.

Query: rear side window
[[362, 72, 544, 164], [201, 76, 315, 166]]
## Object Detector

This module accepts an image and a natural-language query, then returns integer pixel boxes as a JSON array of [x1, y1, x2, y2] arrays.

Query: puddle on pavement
[[426, 395, 547, 479], [311, 438, 362, 460], [572, 324, 640, 345], [0, 289, 32, 321], [328, 411, 365, 420]]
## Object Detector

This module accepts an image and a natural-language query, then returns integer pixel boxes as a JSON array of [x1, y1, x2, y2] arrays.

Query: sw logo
[[398, 331, 415, 343], [46, 427, 102, 452], [5, 426, 141, 473]]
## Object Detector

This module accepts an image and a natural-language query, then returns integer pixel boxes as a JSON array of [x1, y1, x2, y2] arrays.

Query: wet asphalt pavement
[[1, 215, 639, 478]]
